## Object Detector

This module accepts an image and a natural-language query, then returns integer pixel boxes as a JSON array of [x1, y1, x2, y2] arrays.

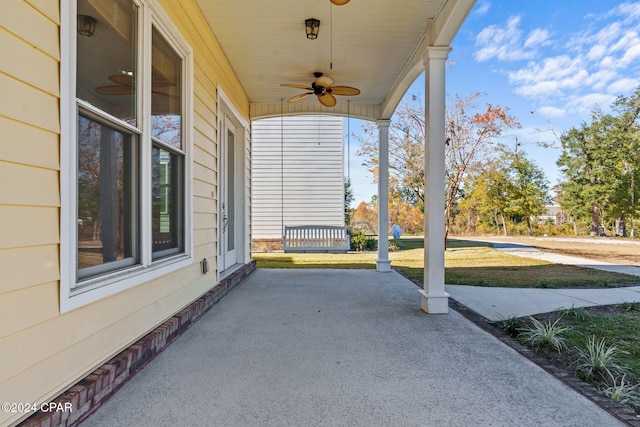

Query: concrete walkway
[[445, 239, 640, 321], [446, 284, 640, 321], [81, 269, 623, 427], [488, 240, 640, 277]]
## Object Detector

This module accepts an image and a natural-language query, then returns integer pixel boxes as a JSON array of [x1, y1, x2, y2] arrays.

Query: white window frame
[[60, 0, 194, 313]]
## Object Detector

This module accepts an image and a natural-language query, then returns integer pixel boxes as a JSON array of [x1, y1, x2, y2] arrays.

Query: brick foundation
[[17, 261, 256, 427]]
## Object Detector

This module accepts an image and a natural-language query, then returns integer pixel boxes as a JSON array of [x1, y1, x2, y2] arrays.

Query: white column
[[376, 119, 391, 272], [421, 46, 451, 313]]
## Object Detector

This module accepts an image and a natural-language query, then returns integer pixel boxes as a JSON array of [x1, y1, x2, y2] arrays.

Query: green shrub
[[350, 231, 369, 252]]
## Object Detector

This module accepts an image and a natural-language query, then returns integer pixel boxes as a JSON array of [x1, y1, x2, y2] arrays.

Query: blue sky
[[346, 0, 640, 205]]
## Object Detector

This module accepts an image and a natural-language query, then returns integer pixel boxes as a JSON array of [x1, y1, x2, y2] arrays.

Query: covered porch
[[201, 0, 475, 313], [79, 269, 619, 426]]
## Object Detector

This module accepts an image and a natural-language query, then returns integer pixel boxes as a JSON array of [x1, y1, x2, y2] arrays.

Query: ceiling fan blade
[[152, 90, 180, 99], [315, 75, 335, 88], [95, 85, 135, 95], [108, 74, 134, 86], [288, 93, 313, 103], [318, 93, 337, 107], [329, 86, 361, 96], [281, 84, 313, 90], [330, 0, 350, 5]]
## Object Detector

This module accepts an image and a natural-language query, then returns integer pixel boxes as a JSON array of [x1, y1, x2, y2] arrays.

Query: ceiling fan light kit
[[280, 72, 360, 107]]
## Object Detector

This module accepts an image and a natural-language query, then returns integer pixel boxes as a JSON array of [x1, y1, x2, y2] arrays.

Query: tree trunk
[[501, 213, 508, 236], [615, 217, 626, 237], [526, 217, 533, 236], [590, 204, 600, 235]]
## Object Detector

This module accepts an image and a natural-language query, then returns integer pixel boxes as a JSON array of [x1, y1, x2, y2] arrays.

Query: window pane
[[77, 114, 138, 278], [152, 146, 183, 259], [77, 0, 138, 126], [151, 28, 182, 149]]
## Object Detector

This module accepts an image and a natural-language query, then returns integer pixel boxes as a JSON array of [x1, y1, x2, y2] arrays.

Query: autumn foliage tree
[[357, 93, 520, 240]]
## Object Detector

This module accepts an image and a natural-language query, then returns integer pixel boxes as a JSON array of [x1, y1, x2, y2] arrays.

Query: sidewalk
[[446, 239, 640, 321], [446, 284, 640, 321], [80, 269, 623, 427], [489, 240, 640, 277]]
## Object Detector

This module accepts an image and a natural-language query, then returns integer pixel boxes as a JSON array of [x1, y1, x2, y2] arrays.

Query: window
[[62, 0, 192, 308]]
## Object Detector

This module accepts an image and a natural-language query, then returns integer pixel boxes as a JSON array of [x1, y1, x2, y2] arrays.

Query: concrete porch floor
[[81, 269, 623, 426]]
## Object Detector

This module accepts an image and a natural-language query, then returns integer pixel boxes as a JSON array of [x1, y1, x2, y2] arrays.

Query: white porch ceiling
[[196, 0, 475, 121]]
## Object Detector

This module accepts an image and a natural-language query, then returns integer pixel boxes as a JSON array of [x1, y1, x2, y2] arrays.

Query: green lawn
[[253, 238, 640, 288]]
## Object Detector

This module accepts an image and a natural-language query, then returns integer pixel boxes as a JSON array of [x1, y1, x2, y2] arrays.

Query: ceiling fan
[[95, 74, 175, 97], [281, 72, 360, 107]]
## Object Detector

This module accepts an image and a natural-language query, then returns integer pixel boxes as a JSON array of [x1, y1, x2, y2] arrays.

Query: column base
[[376, 259, 392, 272], [419, 290, 450, 314]]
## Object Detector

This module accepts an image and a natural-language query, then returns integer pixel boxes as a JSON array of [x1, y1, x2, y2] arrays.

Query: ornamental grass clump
[[560, 304, 589, 321], [518, 317, 571, 353], [573, 336, 626, 383], [602, 374, 640, 411]]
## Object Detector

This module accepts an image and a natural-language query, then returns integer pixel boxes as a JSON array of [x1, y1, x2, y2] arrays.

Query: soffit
[[196, 0, 475, 120]]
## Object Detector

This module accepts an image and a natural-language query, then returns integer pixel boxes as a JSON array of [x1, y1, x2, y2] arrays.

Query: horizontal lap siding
[[252, 116, 344, 239], [0, 1, 249, 425]]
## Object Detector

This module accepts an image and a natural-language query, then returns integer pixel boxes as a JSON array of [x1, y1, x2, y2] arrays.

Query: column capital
[[423, 46, 452, 63], [376, 119, 391, 128]]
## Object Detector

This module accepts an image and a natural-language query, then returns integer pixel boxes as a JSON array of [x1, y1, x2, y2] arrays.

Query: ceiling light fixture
[[330, 0, 350, 5], [77, 14, 97, 37], [305, 18, 320, 39]]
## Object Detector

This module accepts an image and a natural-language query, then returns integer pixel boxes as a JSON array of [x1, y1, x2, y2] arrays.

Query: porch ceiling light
[[305, 18, 320, 40], [77, 14, 97, 37]]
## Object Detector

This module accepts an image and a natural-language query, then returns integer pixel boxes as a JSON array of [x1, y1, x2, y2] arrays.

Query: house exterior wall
[[0, 1, 250, 425], [251, 116, 344, 239]]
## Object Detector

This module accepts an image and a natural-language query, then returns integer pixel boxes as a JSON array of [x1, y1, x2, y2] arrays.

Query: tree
[[504, 155, 551, 235], [445, 94, 520, 239], [344, 177, 355, 227], [357, 93, 520, 241], [557, 87, 640, 236]]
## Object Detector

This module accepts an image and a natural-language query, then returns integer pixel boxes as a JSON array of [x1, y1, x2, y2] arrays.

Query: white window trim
[[60, 0, 194, 313]]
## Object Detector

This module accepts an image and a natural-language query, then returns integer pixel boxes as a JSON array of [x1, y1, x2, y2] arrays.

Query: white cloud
[[587, 69, 618, 90], [489, 3, 640, 118], [473, 0, 491, 16], [566, 93, 617, 114], [474, 16, 548, 62], [537, 106, 566, 118], [524, 28, 551, 48], [608, 78, 640, 94], [611, 2, 640, 22]]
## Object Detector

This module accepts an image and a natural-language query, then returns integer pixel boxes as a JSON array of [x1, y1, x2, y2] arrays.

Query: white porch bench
[[283, 225, 350, 253]]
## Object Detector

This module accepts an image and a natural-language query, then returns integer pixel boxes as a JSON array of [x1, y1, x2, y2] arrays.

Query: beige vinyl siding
[[0, 0, 249, 425], [252, 116, 344, 239]]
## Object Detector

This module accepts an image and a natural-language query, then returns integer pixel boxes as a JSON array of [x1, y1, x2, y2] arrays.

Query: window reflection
[[152, 146, 183, 259], [76, 0, 138, 125], [77, 115, 138, 278], [151, 27, 182, 150]]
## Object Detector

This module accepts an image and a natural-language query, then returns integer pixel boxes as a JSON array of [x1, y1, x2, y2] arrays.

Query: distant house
[[251, 116, 345, 243], [538, 204, 570, 225]]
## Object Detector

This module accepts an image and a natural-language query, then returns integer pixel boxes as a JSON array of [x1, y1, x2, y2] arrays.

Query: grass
[[515, 305, 640, 414], [253, 237, 640, 288]]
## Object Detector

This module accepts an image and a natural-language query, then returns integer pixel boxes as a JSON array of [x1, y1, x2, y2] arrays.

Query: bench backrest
[[283, 225, 350, 253]]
